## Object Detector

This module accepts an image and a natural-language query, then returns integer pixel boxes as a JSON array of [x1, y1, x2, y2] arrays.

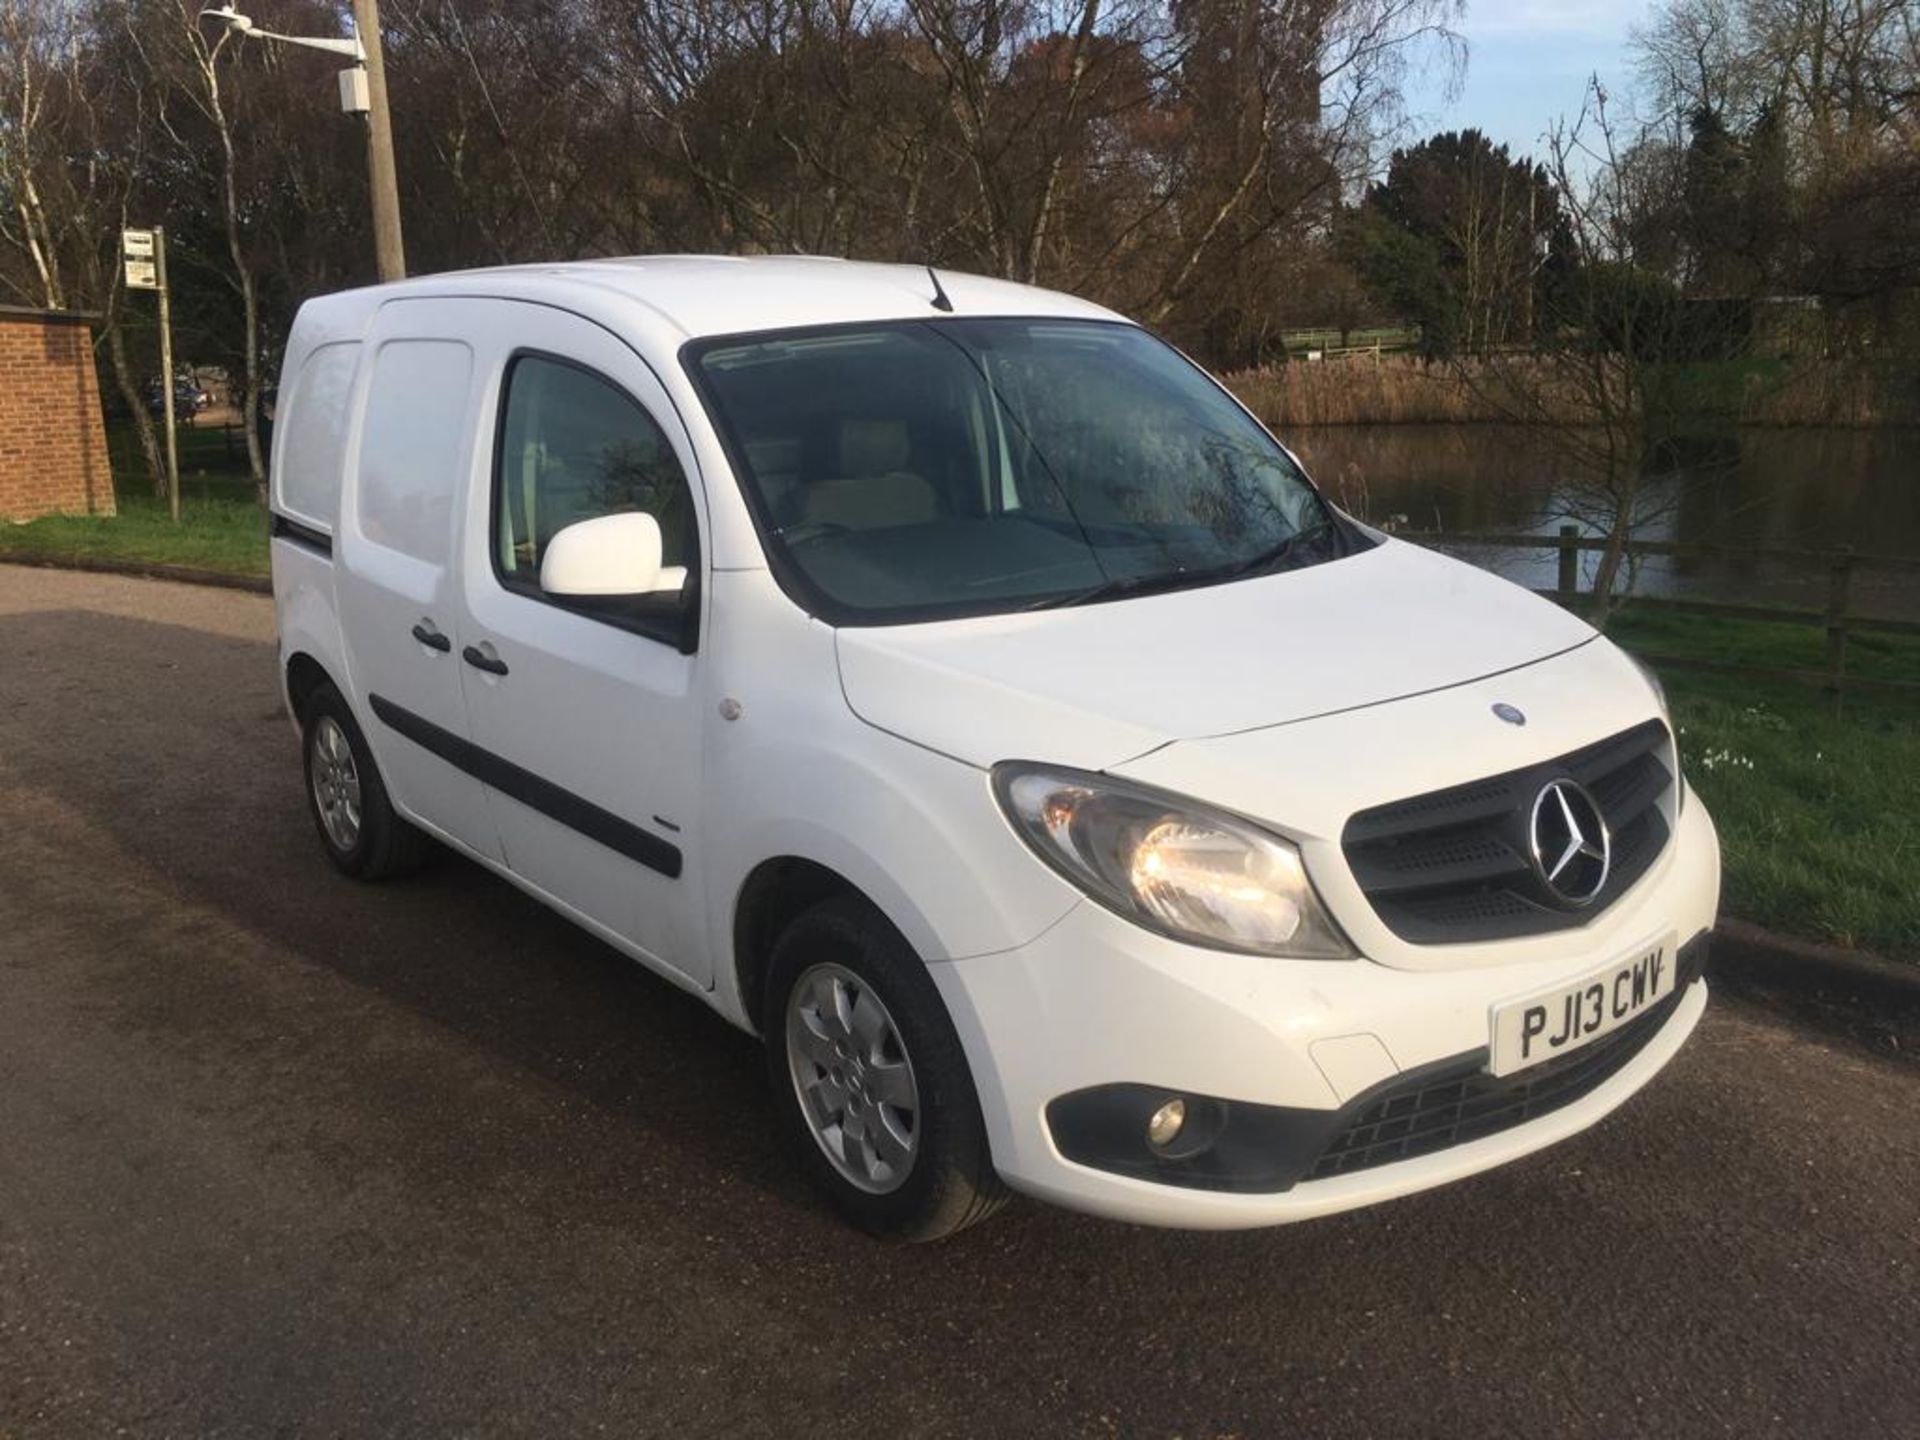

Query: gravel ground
[[1, 563, 1915, 1438]]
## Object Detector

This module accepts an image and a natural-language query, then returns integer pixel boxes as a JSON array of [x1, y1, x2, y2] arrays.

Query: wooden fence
[[1277, 325, 1423, 359], [1405, 525, 1920, 714]]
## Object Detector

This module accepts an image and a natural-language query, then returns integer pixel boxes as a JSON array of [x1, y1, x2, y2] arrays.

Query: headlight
[[991, 764, 1353, 959]]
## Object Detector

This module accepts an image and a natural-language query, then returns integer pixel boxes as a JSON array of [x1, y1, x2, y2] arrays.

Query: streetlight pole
[[199, 6, 406, 282], [351, 0, 406, 282]]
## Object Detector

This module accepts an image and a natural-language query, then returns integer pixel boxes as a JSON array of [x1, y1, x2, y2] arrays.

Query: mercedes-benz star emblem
[[1528, 779, 1611, 906]]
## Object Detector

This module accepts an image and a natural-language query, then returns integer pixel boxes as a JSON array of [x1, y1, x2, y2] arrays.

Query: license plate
[[1490, 936, 1679, 1077]]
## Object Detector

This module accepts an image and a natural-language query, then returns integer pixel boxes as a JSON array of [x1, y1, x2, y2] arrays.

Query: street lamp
[[199, 3, 407, 282]]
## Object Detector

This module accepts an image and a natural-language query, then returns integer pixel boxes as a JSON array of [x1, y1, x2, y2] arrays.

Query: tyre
[[299, 681, 431, 880], [764, 896, 1008, 1242]]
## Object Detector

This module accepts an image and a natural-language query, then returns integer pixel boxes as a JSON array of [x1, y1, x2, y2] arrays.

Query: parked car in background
[[147, 375, 212, 417], [268, 257, 1720, 1241]]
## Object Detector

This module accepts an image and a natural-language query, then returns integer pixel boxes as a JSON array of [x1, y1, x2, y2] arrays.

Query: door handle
[[410, 620, 451, 653], [462, 642, 510, 677]]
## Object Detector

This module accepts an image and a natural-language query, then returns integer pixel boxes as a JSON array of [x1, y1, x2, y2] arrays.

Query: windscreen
[[687, 319, 1342, 624]]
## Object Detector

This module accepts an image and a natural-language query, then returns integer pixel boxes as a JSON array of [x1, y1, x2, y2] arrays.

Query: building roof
[[0, 304, 100, 326]]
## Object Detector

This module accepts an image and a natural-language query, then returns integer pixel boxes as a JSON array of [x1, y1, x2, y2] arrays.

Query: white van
[[271, 257, 1720, 1240]]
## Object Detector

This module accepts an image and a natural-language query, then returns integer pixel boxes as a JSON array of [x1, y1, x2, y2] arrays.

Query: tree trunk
[[91, 264, 165, 501], [205, 65, 267, 494], [106, 318, 166, 502], [13, 188, 63, 308], [1586, 499, 1634, 628], [1017, 0, 1102, 285], [237, 265, 265, 498]]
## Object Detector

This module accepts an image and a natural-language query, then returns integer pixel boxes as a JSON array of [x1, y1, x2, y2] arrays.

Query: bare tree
[[0, 1, 173, 495], [0, 0, 1473, 453], [125, 0, 269, 491], [0, 0, 73, 308], [1445, 82, 1692, 626], [63, 44, 170, 501], [1634, 0, 1918, 170]]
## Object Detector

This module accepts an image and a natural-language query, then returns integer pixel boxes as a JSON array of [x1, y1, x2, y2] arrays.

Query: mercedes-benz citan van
[[270, 257, 1720, 1240]]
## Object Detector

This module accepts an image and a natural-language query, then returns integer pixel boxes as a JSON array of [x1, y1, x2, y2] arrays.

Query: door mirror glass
[[540, 512, 682, 598]]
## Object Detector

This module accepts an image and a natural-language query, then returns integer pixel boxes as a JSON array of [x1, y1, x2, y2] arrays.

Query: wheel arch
[[732, 857, 917, 1039], [285, 650, 334, 722]]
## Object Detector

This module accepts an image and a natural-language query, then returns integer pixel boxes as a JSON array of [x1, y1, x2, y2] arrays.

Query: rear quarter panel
[[271, 294, 372, 722], [273, 539, 346, 726]]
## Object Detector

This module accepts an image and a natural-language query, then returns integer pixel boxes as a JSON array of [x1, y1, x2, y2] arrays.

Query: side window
[[357, 339, 473, 564], [493, 355, 699, 646], [275, 341, 360, 530]]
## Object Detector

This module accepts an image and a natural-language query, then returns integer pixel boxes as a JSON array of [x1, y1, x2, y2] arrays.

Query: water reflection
[[1285, 425, 1920, 619]]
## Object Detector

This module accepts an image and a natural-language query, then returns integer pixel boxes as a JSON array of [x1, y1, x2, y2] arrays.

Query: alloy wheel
[[310, 715, 363, 854], [785, 962, 921, 1194]]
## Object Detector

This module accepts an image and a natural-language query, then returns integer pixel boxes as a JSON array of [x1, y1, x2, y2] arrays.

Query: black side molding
[[270, 513, 333, 558], [367, 694, 683, 880]]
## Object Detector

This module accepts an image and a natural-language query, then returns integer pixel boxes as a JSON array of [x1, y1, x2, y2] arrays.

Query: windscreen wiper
[[1212, 524, 1334, 582], [1019, 567, 1205, 612], [1023, 527, 1329, 612]]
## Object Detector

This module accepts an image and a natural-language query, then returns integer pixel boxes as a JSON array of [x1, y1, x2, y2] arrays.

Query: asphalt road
[[2, 564, 1915, 1438]]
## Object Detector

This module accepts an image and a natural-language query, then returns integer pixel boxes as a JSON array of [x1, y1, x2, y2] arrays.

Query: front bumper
[[928, 788, 1720, 1229]]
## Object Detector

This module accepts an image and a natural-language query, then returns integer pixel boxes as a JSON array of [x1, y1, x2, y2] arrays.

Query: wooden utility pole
[[125, 225, 180, 521], [155, 227, 180, 522], [202, 6, 406, 283], [351, 0, 406, 281]]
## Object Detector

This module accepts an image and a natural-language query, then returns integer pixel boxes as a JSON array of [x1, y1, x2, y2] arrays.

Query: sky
[[1398, 1, 1655, 166]]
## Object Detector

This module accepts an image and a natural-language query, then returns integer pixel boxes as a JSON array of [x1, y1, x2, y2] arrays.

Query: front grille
[[1307, 935, 1707, 1182], [1342, 720, 1675, 944]]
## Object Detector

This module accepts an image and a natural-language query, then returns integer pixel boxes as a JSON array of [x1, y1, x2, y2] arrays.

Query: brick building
[[0, 306, 114, 522]]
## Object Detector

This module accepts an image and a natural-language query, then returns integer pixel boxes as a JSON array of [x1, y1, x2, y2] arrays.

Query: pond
[[1283, 424, 1920, 621]]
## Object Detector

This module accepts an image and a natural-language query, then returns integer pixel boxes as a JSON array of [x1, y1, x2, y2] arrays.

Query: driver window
[[493, 354, 698, 644]]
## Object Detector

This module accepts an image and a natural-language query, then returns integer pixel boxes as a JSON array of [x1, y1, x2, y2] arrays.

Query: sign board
[[121, 224, 180, 517], [123, 229, 159, 291]]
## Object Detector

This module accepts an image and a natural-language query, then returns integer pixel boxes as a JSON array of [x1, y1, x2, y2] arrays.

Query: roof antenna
[[926, 264, 955, 313]]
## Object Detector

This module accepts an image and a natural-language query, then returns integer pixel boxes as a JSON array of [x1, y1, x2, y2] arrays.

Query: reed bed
[[1224, 353, 1916, 429], [1227, 354, 1508, 427], [1732, 361, 1909, 426]]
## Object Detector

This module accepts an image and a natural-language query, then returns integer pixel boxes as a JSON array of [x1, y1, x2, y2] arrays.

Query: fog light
[[1146, 1097, 1187, 1148]]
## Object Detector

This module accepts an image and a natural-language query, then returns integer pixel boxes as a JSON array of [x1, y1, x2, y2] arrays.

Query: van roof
[[314, 255, 1125, 343]]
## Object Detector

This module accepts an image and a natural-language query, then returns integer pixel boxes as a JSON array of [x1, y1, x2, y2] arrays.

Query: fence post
[[1825, 547, 1854, 719], [1557, 526, 1579, 605]]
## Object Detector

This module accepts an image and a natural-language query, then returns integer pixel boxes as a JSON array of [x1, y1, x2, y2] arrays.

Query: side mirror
[[539, 513, 683, 598]]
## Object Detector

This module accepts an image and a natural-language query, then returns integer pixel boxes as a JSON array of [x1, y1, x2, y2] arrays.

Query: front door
[[450, 304, 710, 985], [334, 302, 501, 860]]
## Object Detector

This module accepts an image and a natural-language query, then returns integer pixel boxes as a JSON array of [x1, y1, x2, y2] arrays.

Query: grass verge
[[0, 493, 268, 578], [2, 420, 268, 578], [1610, 608, 1920, 962]]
